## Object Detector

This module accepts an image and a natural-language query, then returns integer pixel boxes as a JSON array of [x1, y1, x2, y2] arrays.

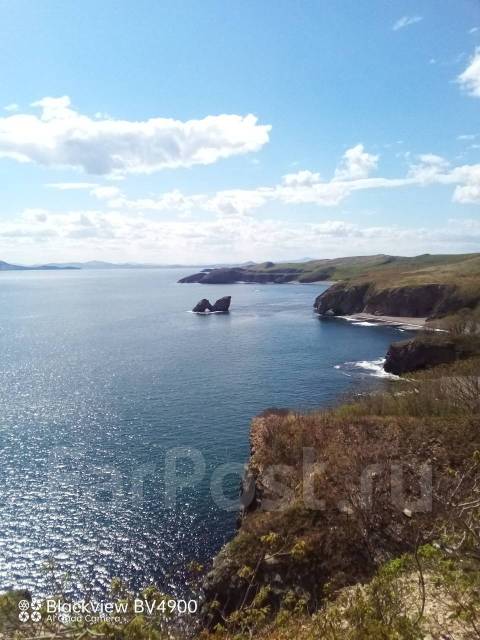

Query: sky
[[0, 0, 480, 265]]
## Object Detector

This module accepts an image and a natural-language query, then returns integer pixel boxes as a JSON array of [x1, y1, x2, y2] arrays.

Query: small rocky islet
[[192, 295, 231, 313]]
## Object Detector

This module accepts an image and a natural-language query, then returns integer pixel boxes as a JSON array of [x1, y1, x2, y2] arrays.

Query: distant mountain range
[[0, 260, 79, 271], [41, 261, 162, 270], [0, 260, 231, 271], [0, 259, 164, 271]]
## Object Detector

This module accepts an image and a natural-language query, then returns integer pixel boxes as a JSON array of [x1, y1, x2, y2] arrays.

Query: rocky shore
[[312, 275, 480, 375], [313, 282, 463, 319], [384, 334, 480, 375], [340, 312, 426, 329]]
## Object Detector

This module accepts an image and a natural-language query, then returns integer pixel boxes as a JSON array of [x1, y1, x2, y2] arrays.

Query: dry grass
[[201, 354, 480, 636]]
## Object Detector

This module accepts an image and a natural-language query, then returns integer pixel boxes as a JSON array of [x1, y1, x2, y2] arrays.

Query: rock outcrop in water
[[192, 298, 214, 312], [192, 296, 231, 313], [211, 296, 231, 312], [314, 282, 466, 319], [384, 338, 458, 375], [384, 335, 480, 375]]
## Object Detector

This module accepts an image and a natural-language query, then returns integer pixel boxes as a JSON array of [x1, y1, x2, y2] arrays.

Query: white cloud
[[275, 179, 350, 207], [282, 170, 322, 187], [2, 208, 479, 264], [103, 189, 206, 213], [453, 183, 480, 203], [450, 164, 480, 203], [392, 16, 423, 31], [90, 186, 122, 200], [0, 96, 271, 175], [88, 147, 480, 218], [457, 48, 480, 97], [204, 189, 272, 217], [457, 134, 477, 141], [4, 103, 19, 112], [23, 208, 50, 223], [5, 144, 479, 264], [469, 27, 479, 34], [47, 182, 99, 190], [333, 144, 378, 180], [102, 187, 273, 217], [407, 154, 450, 183]]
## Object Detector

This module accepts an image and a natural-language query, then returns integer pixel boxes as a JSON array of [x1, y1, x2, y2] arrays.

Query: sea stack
[[192, 298, 213, 313], [211, 296, 231, 312], [192, 296, 231, 313]]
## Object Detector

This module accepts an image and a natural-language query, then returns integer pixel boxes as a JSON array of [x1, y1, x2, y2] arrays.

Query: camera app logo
[[18, 599, 42, 623]]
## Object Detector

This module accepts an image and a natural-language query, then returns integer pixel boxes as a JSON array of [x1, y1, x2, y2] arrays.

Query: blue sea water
[[0, 268, 413, 597]]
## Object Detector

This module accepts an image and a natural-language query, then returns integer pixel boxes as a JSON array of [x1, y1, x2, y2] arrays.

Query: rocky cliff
[[201, 407, 462, 628], [384, 335, 480, 375], [314, 282, 470, 319], [313, 283, 371, 315]]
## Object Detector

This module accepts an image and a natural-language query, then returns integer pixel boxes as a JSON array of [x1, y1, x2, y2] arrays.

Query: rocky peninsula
[[179, 253, 480, 288]]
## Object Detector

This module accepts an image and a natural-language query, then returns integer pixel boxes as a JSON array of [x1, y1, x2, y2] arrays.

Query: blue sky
[[0, 0, 479, 264]]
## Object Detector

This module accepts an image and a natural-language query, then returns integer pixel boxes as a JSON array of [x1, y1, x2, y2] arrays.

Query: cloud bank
[[88, 147, 480, 217], [2, 208, 479, 265], [0, 96, 271, 175]]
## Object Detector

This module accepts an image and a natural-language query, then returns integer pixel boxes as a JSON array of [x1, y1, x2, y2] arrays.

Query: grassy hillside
[[249, 253, 480, 290]]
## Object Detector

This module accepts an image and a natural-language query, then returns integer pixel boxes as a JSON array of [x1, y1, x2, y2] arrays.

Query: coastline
[[201, 347, 480, 635], [342, 312, 426, 330]]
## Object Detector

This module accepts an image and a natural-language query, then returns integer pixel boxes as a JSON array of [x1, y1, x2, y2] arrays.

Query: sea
[[0, 268, 414, 597]]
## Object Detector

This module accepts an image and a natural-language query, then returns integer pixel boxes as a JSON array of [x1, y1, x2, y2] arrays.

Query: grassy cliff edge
[[200, 355, 480, 638]]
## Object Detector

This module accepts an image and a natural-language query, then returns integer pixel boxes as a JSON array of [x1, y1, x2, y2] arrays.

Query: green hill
[[250, 253, 480, 288]]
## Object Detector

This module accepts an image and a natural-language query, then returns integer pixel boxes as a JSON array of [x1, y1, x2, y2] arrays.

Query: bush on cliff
[[200, 354, 480, 637], [208, 544, 480, 639]]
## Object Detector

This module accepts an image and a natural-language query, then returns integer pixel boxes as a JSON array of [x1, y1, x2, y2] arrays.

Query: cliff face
[[201, 408, 464, 627], [313, 283, 371, 315], [384, 335, 480, 375], [384, 339, 457, 375], [199, 343, 480, 633], [364, 284, 457, 317], [314, 282, 462, 319]]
